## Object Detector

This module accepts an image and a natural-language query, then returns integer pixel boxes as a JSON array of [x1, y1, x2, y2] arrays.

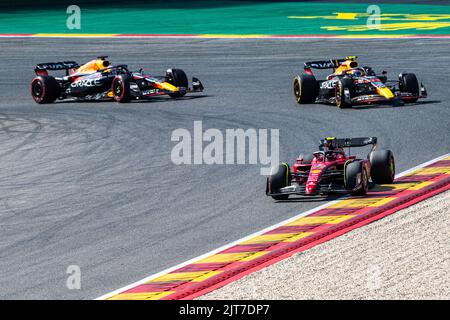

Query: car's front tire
[[166, 69, 188, 98], [399, 73, 420, 103], [335, 77, 354, 108], [268, 163, 290, 200], [31, 76, 60, 104], [345, 160, 369, 196]]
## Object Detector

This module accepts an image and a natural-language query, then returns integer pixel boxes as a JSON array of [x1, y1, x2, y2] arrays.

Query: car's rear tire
[[166, 69, 188, 98], [112, 74, 132, 103], [345, 161, 368, 196], [268, 163, 290, 200], [370, 150, 395, 184], [31, 76, 60, 104], [399, 73, 420, 103], [293, 74, 319, 104], [335, 77, 354, 108]]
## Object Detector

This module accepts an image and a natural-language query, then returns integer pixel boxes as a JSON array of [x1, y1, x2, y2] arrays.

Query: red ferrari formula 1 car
[[31, 56, 204, 103], [293, 56, 427, 108], [266, 137, 395, 200]]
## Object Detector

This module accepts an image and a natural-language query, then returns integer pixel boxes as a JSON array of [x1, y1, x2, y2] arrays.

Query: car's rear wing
[[304, 56, 358, 74], [319, 136, 377, 150], [34, 61, 79, 76]]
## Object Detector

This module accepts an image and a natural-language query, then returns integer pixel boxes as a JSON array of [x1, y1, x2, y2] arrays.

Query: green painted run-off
[[1, 1, 450, 35]]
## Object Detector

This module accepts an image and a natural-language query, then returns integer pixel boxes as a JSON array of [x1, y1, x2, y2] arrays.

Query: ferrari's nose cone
[[305, 182, 316, 194]]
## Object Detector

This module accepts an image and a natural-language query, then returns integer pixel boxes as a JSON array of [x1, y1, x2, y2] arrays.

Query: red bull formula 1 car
[[31, 56, 204, 103], [293, 56, 427, 108], [266, 137, 395, 200]]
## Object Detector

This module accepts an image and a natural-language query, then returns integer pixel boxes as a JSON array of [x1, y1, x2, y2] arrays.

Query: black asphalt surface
[[0, 38, 449, 299]]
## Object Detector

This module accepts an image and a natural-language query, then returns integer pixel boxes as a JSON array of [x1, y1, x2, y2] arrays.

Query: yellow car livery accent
[[154, 81, 179, 92], [377, 87, 395, 99]]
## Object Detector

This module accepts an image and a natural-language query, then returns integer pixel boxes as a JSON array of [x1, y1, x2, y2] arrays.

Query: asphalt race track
[[0, 38, 449, 299]]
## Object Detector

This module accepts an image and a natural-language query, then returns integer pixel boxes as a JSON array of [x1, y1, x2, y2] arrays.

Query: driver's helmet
[[346, 68, 365, 77], [324, 137, 337, 150]]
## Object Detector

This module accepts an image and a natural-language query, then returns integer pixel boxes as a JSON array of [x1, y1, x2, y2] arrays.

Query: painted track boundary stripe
[[95, 196, 346, 300], [97, 153, 449, 300], [2, 34, 450, 39], [184, 181, 450, 300], [175, 176, 450, 300]]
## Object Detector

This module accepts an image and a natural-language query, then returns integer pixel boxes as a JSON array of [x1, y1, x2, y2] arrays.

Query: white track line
[[96, 152, 449, 300]]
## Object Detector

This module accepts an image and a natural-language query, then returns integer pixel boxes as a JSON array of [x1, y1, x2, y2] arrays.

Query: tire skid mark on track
[[0, 113, 44, 158], [99, 154, 450, 300]]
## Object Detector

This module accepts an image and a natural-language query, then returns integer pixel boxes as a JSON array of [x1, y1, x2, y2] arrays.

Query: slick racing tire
[[167, 69, 188, 98], [370, 150, 395, 184], [335, 77, 354, 109], [31, 76, 60, 104], [399, 73, 420, 103], [345, 161, 369, 196], [268, 163, 290, 200], [112, 74, 132, 103], [293, 74, 319, 104], [293, 74, 318, 104]]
